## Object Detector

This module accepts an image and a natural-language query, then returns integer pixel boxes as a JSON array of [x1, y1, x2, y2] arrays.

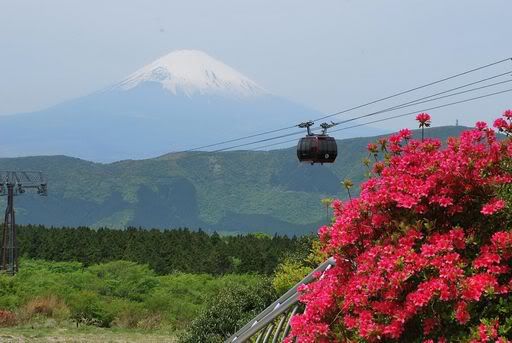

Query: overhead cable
[[244, 87, 512, 151], [212, 83, 512, 152], [183, 57, 512, 152]]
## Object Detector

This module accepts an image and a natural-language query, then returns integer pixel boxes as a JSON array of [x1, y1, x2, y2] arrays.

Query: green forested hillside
[[0, 126, 468, 234]]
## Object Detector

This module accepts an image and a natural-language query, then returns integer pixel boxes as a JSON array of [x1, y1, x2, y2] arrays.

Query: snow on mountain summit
[[117, 50, 267, 98]]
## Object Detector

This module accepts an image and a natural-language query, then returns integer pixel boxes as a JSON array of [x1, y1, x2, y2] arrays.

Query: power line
[[310, 57, 512, 122], [366, 71, 511, 114], [246, 87, 512, 151], [182, 124, 298, 152], [331, 78, 512, 127], [330, 87, 512, 134], [182, 57, 511, 152], [210, 129, 304, 153], [212, 80, 512, 152]]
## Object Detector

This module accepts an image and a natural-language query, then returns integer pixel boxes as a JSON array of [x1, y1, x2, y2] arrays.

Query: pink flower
[[475, 121, 487, 130], [367, 143, 378, 154], [461, 273, 498, 301], [494, 118, 509, 132], [422, 317, 438, 335], [288, 112, 512, 342], [481, 198, 506, 215], [399, 128, 412, 140], [416, 112, 431, 127], [454, 301, 470, 324], [504, 109, 512, 119], [474, 321, 499, 342]]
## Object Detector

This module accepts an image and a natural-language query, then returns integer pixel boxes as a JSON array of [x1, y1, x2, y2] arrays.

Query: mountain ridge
[[0, 125, 470, 235]]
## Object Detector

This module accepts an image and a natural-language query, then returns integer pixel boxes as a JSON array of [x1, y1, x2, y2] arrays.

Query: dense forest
[[17, 225, 312, 275]]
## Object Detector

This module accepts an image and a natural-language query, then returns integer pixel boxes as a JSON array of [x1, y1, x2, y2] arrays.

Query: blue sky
[[0, 0, 511, 131]]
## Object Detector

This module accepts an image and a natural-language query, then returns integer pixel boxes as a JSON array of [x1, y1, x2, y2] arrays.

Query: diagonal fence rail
[[226, 257, 336, 343]]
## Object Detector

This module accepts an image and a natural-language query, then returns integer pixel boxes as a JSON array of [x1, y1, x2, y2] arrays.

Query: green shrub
[[110, 300, 148, 328], [87, 261, 158, 301], [272, 259, 311, 295], [68, 291, 115, 327], [13, 260, 78, 303], [179, 277, 276, 343], [0, 274, 18, 309]]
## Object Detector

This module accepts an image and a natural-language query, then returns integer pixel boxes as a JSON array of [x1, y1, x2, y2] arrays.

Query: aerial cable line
[[211, 84, 512, 152], [182, 124, 299, 152], [330, 78, 512, 127], [328, 87, 512, 134], [211, 79, 512, 152], [331, 82, 512, 128], [248, 87, 512, 151], [301, 73, 512, 134], [309, 57, 512, 122], [292, 76, 512, 136], [203, 74, 512, 153], [210, 129, 305, 153], [368, 71, 512, 114], [182, 57, 512, 152], [385, 78, 512, 110]]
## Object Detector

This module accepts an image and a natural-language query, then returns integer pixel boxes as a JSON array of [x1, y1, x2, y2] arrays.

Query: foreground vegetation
[[0, 227, 314, 342], [4, 121, 498, 342], [0, 259, 271, 338]]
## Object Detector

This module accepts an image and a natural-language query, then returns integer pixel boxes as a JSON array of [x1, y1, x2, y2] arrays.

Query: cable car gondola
[[297, 121, 338, 165]]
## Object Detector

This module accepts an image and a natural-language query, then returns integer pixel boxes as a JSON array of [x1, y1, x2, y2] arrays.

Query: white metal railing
[[226, 257, 336, 343]]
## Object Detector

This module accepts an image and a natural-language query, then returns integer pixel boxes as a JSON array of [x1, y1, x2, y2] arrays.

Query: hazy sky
[[1, 0, 511, 131]]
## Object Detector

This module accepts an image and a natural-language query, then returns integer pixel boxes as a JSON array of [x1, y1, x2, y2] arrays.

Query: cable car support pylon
[[0, 171, 47, 275]]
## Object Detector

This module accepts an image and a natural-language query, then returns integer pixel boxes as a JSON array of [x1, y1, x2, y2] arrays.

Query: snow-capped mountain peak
[[117, 50, 267, 98]]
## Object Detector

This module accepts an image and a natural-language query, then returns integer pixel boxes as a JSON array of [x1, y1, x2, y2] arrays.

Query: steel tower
[[0, 171, 47, 275]]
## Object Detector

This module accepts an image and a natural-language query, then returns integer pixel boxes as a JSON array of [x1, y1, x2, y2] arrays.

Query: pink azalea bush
[[288, 110, 512, 342]]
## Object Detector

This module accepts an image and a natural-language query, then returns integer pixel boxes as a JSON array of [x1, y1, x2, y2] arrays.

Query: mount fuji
[[0, 50, 383, 162]]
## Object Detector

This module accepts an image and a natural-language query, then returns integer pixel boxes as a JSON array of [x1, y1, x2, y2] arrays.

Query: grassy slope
[[0, 259, 264, 341], [0, 126, 468, 234]]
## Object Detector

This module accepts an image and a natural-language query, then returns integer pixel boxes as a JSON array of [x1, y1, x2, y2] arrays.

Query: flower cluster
[[416, 112, 431, 128], [287, 111, 512, 342], [494, 109, 512, 136]]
